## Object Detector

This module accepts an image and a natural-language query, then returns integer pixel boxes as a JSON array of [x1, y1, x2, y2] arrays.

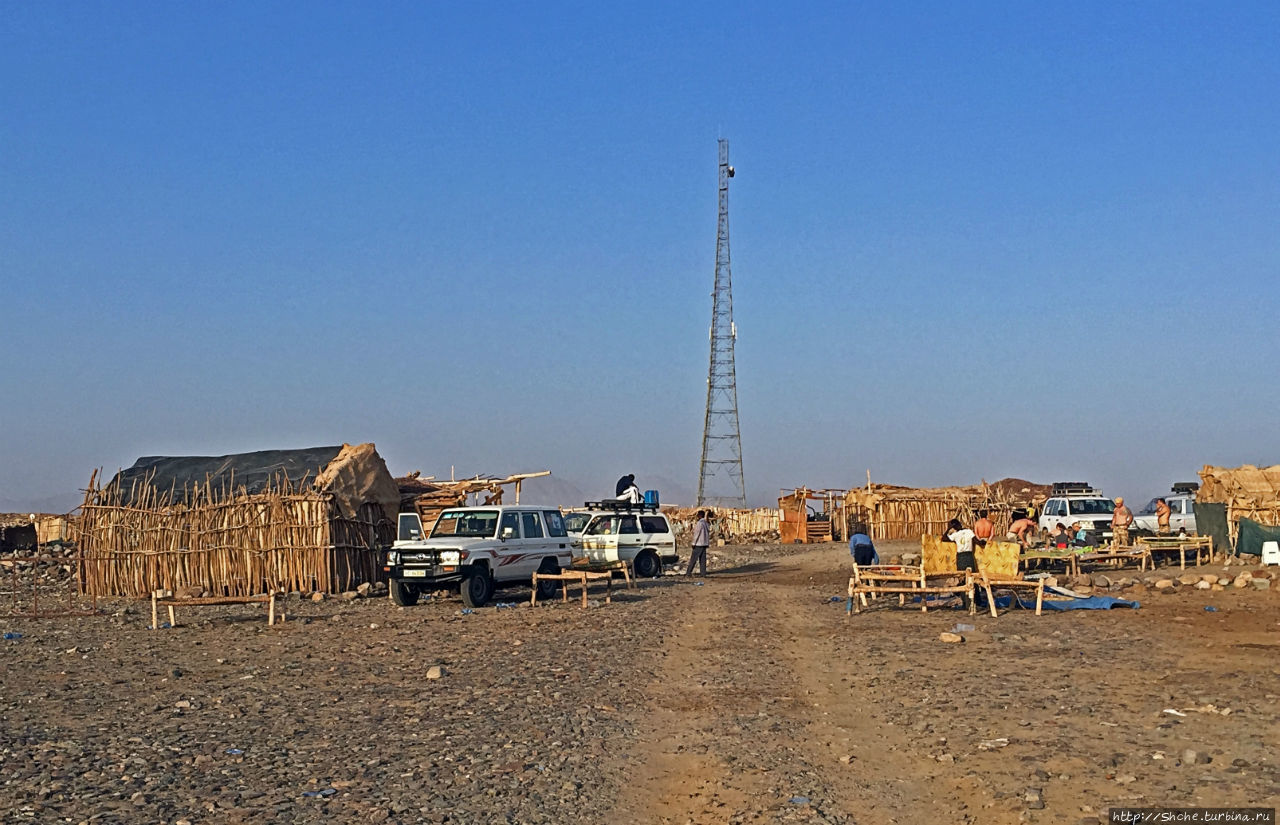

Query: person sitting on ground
[[1007, 516, 1037, 548], [973, 510, 994, 548], [1072, 521, 1091, 548], [1050, 522, 1071, 549], [848, 522, 879, 567], [944, 518, 977, 572]]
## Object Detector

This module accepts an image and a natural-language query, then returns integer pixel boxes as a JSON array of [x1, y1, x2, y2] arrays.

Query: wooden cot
[[974, 541, 1044, 616], [1138, 536, 1212, 569], [847, 564, 923, 613]]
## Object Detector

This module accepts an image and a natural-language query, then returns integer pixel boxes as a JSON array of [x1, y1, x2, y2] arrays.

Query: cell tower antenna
[[697, 139, 747, 508]]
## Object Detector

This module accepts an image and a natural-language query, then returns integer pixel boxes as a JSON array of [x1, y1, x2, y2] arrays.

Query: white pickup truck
[[1132, 486, 1198, 534], [384, 506, 574, 608]]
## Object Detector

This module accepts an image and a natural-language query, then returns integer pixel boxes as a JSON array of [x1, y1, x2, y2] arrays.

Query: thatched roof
[[847, 477, 1049, 506], [1198, 464, 1280, 506]]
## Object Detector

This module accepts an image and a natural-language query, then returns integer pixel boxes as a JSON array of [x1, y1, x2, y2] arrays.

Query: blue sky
[[3, 1, 1279, 510]]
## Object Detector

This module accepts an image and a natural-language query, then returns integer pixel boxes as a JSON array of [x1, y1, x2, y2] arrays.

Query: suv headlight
[[386, 550, 400, 565], [440, 550, 461, 564]]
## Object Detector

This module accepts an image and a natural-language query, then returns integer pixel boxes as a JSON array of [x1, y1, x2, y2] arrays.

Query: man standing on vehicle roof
[[686, 510, 710, 577], [1111, 497, 1134, 547]]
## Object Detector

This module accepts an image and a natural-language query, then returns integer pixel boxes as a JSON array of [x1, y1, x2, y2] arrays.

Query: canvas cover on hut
[[845, 478, 1048, 541], [78, 443, 399, 597], [1198, 464, 1280, 553]]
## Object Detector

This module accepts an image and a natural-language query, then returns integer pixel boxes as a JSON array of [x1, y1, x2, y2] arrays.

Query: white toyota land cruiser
[[1036, 482, 1116, 543], [385, 506, 574, 608], [571, 500, 678, 578]]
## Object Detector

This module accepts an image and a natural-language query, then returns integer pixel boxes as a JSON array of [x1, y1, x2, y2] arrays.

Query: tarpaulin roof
[[106, 443, 399, 520]]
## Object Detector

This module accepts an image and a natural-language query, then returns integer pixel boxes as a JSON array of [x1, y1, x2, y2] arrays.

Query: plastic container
[[644, 489, 659, 506]]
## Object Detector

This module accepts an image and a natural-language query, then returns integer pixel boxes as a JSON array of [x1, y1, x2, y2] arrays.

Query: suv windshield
[[431, 510, 499, 538], [1068, 499, 1115, 516], [563, 513, 592, 534]]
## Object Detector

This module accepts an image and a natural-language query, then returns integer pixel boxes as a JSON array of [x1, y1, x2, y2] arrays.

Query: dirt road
[[2, 541, 1277, 824]]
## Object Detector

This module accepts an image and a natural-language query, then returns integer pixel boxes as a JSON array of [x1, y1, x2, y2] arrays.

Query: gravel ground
[[2, 541, 1278, 825]]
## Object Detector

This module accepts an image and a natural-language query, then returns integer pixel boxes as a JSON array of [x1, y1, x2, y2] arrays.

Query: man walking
[[1111, 497, 1134, 547], [686, 510, 710, 577]]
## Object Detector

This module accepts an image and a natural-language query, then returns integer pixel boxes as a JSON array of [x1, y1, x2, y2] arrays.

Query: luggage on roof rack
[[583, 499, 660, 513], [1051, 481, 1099, 496], [1171, 481, 1200, 495]]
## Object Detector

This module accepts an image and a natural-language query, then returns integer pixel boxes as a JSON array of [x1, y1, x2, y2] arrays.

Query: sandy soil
[[2, 541, 1277, 824]]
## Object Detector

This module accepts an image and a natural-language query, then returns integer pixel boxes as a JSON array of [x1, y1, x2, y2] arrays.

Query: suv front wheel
[[390, 578, 420, 607], [461, 566, 495, 608]]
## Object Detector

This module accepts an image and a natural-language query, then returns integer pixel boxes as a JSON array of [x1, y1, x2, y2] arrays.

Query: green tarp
[[1236, 517, 1280, 557], [1195, 502, 1231, 555]]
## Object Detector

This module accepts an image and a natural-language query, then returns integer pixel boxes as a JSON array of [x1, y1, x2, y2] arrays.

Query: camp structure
[[397, 470, 552, 533], [1197, 464, 1280, 555], [76, 443, 399, 598], [779, 488, 848, 544], [844, 478, 1049, 541], [0, 514, 38, 553]]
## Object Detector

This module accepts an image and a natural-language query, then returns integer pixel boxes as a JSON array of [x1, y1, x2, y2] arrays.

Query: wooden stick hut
[[76, 443, 399, 598], [844, 478, 1048, 541], [1197, 464, 1280, 551]]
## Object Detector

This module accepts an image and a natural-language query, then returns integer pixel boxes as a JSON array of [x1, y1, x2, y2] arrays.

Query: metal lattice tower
[[697, 139, 746, 508]]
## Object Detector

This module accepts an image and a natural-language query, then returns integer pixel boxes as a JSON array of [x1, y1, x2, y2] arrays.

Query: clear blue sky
[[3, 1, 1279, 511]]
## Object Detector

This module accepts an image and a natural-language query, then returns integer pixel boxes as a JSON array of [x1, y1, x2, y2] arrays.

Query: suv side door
[[517, 510, 551, 579], [616, 515, 642, 561]]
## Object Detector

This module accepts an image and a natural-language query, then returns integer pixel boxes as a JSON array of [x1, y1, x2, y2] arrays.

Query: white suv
[[1037, 483, 1116, 543], [574, 501, 678, 578], [385, 506, 574, 608], [1132, 484, 1198, 534]]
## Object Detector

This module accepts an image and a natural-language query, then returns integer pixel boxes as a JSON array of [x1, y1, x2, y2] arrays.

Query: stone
[[1073, 575, 1093, 589], [1043, 576, 1058, 588], [1250, 578, 1271, 591], [426, 665, 445, 680], [1154, 579, 1175, 591], [311, 592, 325, 602], [1178, 573, 1199, 586], [839, 754, 853, 765], [1075, 585, 1094, 596], [939, 632, 964, 644], [1233, 575, 1252, 589], [1114, 774, 1137, 784], [1181, 749, 1211, 765], [1024, 788, 1044, 809], [1200, 574, 1219, 584], [356, 582, 372, 597], [174, 700, 191, 709], [341, 591, 359, 601], [1091, 573, 1111, 588], [1211, 584, 1225, 591], [936, 753, 954, 764], [1195, 580, 1212, 590]]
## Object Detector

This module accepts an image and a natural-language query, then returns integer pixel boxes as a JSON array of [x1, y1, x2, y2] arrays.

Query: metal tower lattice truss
[[697, 139, 746, 508]]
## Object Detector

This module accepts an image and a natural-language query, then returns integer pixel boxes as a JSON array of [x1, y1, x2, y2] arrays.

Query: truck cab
[[385, 506, 573, 608]]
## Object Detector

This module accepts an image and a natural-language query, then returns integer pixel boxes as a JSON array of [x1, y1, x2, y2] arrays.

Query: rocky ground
[[1, 541, 1278, 824]]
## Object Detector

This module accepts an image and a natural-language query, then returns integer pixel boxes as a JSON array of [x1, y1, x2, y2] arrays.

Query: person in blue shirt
[[849, 522, 878, 566]]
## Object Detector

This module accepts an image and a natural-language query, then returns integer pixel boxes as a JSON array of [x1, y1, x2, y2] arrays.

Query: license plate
[[402, 569, 427, 578]]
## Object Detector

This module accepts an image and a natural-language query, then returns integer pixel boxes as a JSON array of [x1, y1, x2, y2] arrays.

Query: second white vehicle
[[574, 501, 678, 578]]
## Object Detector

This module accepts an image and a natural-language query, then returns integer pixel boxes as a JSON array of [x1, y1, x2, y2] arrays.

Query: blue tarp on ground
[[1008, 593, 1140, 611]]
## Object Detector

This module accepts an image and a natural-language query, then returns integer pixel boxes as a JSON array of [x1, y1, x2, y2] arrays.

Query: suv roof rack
[[1051, 481, 1100, 496], [1171, 481, 1200, 495], [583, 500, 660, 513]]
